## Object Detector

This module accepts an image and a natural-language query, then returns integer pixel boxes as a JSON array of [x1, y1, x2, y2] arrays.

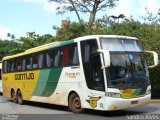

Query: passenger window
[[72, 46, 79, 65], [39, 53, 45, 68], [3, 61, 7, 73], [54, 49, 60, 66], [32, 54, 38, 69], [11, 60, 16, 72], [16, 58, 22, 71], [7, 60, 11, 72], [22, 55, 32, 70], [22, 58, 26, 71], [60, 44, 79, 66], [46, 51, 54, 68], [61, 47, 69, 66]]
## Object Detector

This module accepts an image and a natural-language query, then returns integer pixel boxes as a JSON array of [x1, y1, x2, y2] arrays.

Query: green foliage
[[18, 32, 56, 50], [0, 32, 55, 58], [0, 40, 19, 58], [150, 66, 160, 92], [56, 22, 86, 40]]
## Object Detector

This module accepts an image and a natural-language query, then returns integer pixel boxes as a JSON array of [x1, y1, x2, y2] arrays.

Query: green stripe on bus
[[49, 40, 74, 49], [32, 69, 50, 96], [41, 68, 62, 97], [32, 68, 63, 97], [131, 87, 146, 97]]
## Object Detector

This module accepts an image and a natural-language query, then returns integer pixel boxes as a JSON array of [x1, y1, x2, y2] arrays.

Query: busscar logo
[[15, 73, 34, 80]]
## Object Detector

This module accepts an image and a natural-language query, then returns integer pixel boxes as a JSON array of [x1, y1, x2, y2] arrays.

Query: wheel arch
[[10, 88, 15, 97], [16, 88, 21, 93]]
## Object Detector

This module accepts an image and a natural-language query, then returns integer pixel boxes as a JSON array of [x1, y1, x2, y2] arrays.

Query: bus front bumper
[[105, 94, 151, 111]]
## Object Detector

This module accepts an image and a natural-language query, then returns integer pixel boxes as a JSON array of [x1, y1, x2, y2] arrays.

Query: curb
[[150, 100, 160, 103]]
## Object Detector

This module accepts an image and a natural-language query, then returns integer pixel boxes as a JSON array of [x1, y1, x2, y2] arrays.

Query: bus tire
[[17, 90, 23, 105], [68, 93, 83, 113], [11, 89, 17, 103]]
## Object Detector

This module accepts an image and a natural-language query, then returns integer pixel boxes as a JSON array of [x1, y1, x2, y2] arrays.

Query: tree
[[16, 32, 55, 51], [0, 39, 19, 57], [49, 0, 118, 27], [141, 8, 159, 24], [56, 22, 86, 41], [7, 33, 16, 40]]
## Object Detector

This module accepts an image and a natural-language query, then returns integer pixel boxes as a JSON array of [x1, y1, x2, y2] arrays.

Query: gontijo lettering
[[15, 73, 34, 80]]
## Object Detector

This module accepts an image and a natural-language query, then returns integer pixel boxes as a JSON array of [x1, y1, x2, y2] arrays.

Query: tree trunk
[[88, 0, 100, 28], [69, 0, 82, 24]]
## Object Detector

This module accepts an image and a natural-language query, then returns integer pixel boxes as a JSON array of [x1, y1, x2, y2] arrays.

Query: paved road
[[0, 94, 160, 120]]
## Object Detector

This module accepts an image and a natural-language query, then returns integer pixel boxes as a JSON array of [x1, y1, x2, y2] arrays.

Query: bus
[[2, 35, 158, 113], [0, 61, 2, 93]]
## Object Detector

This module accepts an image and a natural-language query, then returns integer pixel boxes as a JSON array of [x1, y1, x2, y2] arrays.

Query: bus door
[[90, 53, 106, 109], [81, 40, 105, 109]]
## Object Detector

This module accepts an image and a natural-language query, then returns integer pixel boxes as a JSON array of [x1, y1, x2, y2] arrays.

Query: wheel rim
[[11, 91, 15, 98], [73, 96, 81, 109], [18, 91, 22, 103], [11, 91, 16, 102]]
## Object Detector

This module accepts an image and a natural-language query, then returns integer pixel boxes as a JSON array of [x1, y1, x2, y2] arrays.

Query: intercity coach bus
[[2, 35, 158, 113]]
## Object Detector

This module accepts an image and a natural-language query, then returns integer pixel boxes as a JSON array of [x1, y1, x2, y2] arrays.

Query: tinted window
[[32, 54, 39, 69], [39, 53, 45, 68], [22, 55, 32, 70], [2, 44, 79, 73], [46, 51, 54, 68], [81, 39, 98, 89], [10, 59, 16, 72], [7, 60, 11, 72], [61, 47, 70, 66], [15, 58, 22, 71], [60, 44, 79, 66], [3, 61, 7, 73], [54, 49, 60, 66]]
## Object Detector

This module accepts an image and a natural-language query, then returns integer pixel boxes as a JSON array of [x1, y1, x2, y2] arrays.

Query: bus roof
[[2, 35, 138, 61], [2, 39, 74, 60], [74, 35, 138, 42]]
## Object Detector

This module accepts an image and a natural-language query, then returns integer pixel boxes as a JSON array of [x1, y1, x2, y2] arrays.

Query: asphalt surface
[[0, 94, 160, 120]]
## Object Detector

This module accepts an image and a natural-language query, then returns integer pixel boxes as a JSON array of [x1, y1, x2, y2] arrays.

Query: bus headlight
[[146, 89, 151, 95], [106, 92, 122, 98]]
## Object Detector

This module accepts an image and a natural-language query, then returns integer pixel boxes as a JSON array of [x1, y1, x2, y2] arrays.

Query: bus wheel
[[17, 90, 23, 105], [68, 93, 83, 113], [11, 89, 17, 103]]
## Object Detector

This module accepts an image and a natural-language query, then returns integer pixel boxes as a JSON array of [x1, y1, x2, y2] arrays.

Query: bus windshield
[[106, 53, 150, 88], [100, 38, 143, 52], [100, 38, 150, 88]]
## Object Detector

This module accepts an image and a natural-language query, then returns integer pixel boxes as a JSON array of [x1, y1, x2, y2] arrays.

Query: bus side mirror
[[145, 51, 158, 68], [98, 50, 110, 68]]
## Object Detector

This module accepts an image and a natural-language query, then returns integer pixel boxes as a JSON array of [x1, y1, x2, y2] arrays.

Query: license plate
[[131, 101, 138, 104]]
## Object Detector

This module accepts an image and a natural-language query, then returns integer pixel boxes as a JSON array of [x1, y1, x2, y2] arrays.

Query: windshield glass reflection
[[106, 53, 150, 88]]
